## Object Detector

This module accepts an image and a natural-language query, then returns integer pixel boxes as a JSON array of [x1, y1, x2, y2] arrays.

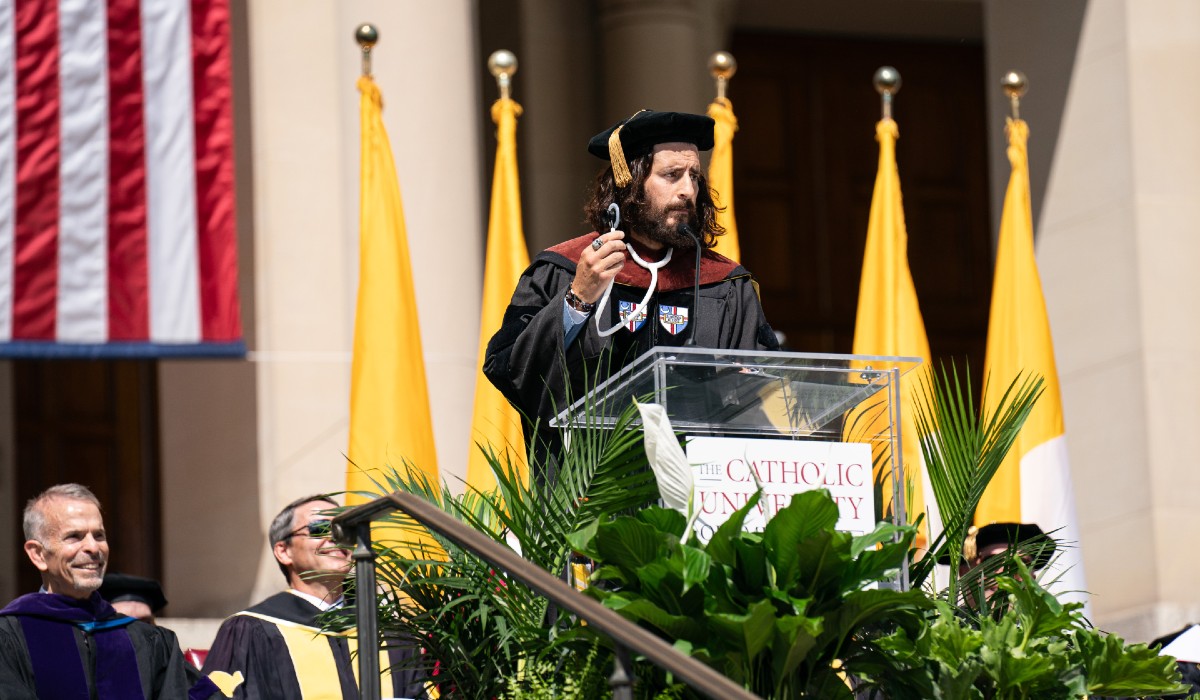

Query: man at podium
[[484, 109, 778, 459]]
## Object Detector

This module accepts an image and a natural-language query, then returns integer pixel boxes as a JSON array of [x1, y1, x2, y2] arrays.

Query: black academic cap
[[587, 110, 715, 187], [99, 572, 168, 613], [938, 522, 1057, 570]]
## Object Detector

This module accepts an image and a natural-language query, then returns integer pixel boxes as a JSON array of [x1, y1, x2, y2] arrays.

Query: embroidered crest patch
[[619, 300, 648, 332], [658, 305, 689, 335]]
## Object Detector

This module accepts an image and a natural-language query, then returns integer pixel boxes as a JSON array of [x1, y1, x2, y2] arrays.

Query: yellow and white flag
[[850, 119, 935, 548], [977, 118, 1088, 607], [346, 76, 439, 499], [467, 97, 530, 490], [706, 97, 740, 262]]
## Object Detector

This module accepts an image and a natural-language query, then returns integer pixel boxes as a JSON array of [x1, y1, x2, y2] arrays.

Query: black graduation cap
[[99, 572, 168, 613], [587, 110, 715, 187], [938, 522, 1057, 570]]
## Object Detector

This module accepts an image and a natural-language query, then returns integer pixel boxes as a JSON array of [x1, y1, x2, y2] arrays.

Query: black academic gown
[[484, 232, 779, 461], [0, 593, 191, 699], [200, 591, 424, 700]]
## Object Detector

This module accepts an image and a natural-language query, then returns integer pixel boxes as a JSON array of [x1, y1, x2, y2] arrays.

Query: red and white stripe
[[0, 0, 239, 354]]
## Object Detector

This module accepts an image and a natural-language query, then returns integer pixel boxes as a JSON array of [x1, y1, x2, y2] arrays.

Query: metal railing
[[331, 491, 760, 700]]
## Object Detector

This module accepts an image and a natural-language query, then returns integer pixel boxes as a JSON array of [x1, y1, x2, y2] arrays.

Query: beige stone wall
[[1037, 0, 1200, 639]]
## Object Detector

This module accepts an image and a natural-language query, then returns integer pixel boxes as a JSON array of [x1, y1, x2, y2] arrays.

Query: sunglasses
[[287, 519, 333, 540]]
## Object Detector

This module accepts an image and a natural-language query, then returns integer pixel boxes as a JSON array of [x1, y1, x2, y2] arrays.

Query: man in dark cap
[[0, 483, 191, 698], [100, 572, 169, 624], [959, 522, 1057, 573], [948, 522, 1057, 608], [484, 109, 779, 459]]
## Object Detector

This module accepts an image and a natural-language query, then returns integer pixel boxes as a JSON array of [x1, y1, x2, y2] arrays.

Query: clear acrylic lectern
[[551, 347, 922, 584]]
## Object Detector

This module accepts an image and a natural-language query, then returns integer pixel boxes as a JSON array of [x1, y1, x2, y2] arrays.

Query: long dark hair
[[583, 153, 725, 249]]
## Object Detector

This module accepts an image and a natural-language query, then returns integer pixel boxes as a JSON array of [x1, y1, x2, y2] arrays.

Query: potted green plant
[[337, 365, 1190, 699]]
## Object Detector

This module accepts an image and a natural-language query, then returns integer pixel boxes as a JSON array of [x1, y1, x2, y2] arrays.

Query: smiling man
[[199, 494, 423, 699], [0, 483, 190, 698], [484, 109, 779, 463]]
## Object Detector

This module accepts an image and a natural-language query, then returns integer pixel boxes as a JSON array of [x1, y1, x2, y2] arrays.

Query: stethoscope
[[593, 203, 672, 337]]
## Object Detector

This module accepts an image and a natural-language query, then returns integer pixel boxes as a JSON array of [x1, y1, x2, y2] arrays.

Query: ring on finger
[[591, 237, 603, 251]]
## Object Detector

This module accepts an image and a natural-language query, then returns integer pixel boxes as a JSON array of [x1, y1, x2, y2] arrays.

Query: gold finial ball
[[488, 50, 518, 78], [1002, 70, 1027, 98], [355, 23, 378, 50], [709, 51, 737, 80], [874, 66, 901, 95]]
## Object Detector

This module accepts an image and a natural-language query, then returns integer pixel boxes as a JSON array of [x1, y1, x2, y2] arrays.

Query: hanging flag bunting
[[977, 117, 1088, 607], [849, 117, 935, 548], [466, 94, 530, 490], [706, 96, 740, 262], [347, 74, 438, 497], [0, 0, 242, 357]]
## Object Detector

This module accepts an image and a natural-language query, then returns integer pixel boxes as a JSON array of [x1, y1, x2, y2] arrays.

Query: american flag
[[0, 0, 241, 357]]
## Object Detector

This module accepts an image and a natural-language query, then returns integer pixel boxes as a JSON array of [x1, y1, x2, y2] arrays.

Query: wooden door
[[730, 33, 992, 381], [14, 360, 161, 595]]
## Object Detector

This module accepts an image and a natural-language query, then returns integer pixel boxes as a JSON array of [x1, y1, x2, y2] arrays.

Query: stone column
[[1027, 0, 1200, 640], [517, 0, 600, 251], [596, 0, 709, 122], [514, 0, 733, 251]]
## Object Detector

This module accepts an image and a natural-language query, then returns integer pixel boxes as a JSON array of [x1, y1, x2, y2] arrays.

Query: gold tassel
[[609, 125, 632, 188], [963, 525, 979, 562]]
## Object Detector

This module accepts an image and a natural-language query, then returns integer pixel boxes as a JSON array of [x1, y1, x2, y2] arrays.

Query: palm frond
[[354, 378, 659, 697], [907, 362, 1044, 598]]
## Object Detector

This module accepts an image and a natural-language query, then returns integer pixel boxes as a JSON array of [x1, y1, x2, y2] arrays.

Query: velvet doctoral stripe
[[2, 592, 142, 698]]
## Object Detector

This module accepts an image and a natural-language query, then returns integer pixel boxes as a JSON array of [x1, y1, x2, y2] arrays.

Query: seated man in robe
[[0, 483, 191, 698], [200, 494, 425, 699]]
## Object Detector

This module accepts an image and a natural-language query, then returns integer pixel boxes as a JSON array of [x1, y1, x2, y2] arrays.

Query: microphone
[[678, 223, 701, 346]]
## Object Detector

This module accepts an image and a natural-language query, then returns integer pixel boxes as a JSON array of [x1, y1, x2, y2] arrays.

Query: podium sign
[[553, 347, 921, 585], [687, 436, 875, 542]]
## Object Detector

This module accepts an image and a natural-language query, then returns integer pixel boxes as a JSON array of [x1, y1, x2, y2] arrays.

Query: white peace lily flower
[[635, 400, 695, 522]]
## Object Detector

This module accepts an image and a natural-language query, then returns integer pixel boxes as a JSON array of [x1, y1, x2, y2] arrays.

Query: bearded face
[[635, 144, 703, 249], [640, 199, 701, 249]]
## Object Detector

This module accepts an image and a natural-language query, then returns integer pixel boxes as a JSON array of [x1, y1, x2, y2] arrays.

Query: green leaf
[[592, 516, 666, 572], [762, 490, 840, 586], [978, 614, 1061, 694], [850, 520, 910, 559], [679, 545, 712, 594], [603, 597, 706, 642], [1077, 630, 1191, 696], [772, 612, 823, 681], [638, 506, 688, 539], [789, 530, 845, 600], [707, 598, 779, 663], [588, 563, 629, 586], [841, 526, 914, 591], [924, 603, 984, 666], [566, 519, 599, 559], [705, 489, 762, 567], [731, 536, 769, 594]]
